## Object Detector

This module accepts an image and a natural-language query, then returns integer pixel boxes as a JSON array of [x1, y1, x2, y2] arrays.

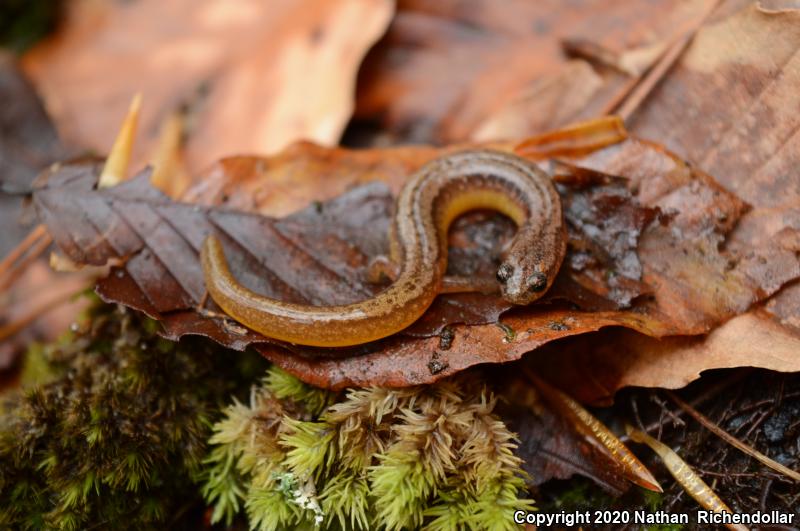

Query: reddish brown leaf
[[32, 132, 799, 388], [536, 2, 800, 402], [180, 142, 443, 215], [625, 2, 800, 334], [543, 138, 799, 336], [527, 311, 800, 407], [497, 376, 632, 493]]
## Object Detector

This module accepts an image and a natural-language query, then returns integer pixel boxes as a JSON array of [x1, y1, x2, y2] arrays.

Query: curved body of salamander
[[201, 149, 566, 347]]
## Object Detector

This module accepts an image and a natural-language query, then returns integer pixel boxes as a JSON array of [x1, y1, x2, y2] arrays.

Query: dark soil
[[536, 369, 800, 530]]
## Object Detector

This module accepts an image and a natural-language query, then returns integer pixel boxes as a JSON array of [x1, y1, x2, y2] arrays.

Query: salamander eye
[[527, 272, 549, 292], [496, 263, 514, 283]]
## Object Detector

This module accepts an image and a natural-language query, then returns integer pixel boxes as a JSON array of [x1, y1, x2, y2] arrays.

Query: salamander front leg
[[441, 275, 499, 294]]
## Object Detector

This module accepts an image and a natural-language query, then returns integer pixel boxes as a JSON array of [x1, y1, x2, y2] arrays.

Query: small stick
[[0, 283, 85, 342], [650, 392, 686, 428], [665, 391, 800, 482], [613, 35, 691, 121], [619, 370, 751, 444], [605, 0, 722, 121], [0, 226, 53, 294], [0, 224, 48, 277]]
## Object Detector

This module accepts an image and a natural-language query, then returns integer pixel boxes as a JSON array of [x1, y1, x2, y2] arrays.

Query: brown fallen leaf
[[497, 375, 632, 494], [31, 145, 650, 344], [469, 61, 605, 143], [530, 0, 800, 402], [356, 1, 800, 399], [626, 1, 800, 334], [21, 0, 394, 173], [526, 371, 661, 492], [527, 310, 800, 406], [355, 0, 716, 143], [0, 53, 66, 254], [32, 125, 799, 388], [561, 137, 800, 333]]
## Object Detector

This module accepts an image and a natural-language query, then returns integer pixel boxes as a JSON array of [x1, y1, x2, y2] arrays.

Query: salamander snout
[[495, 261, 552, 305]]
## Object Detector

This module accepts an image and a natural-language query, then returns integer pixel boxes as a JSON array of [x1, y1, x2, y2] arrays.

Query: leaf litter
[[5, 0, 800, 512], [32, 127, 800, 388]]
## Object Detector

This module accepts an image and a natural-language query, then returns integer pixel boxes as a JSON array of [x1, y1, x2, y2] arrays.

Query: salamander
[[201, 149, 566, 347]]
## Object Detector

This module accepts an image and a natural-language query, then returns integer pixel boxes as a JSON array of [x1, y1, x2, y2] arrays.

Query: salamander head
[[495, 259, 552, 305]]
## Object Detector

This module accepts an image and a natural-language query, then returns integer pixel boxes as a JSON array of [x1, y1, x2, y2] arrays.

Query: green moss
[[264, 365, 338, 418], [202, 373, 534, 530], [642, 488, 665, 512], [2, 300, 535, 530], [0, 303, 266, 529]]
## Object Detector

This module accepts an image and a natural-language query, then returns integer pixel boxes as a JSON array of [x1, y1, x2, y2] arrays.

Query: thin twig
[[665, 391, 800, 483], [0, 224, 52, 293], [650, 392, 686, 428], [605, 0, 722, 121], [695, 469, 778, 480], [0, 224, 47, 276], [619, 370, 750, 444], [614, 35, 691, 121], [0, 283, 85, 342]]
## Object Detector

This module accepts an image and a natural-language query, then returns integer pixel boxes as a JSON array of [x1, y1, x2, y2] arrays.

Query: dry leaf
[[542, 1, 800, 402], [528, 311, 800, 406], [470, 61, 604, 142], [355, 0, 716, 142], [21, 0, 393, 172]]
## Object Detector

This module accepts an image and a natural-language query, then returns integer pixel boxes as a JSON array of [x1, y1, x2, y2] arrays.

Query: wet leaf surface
[[32, 135, 799, 388], [626, 1, 800, 334]]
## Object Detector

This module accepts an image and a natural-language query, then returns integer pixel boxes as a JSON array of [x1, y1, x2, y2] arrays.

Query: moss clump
[[0, 303, 265, 530], [202, 370, 534, 530]]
